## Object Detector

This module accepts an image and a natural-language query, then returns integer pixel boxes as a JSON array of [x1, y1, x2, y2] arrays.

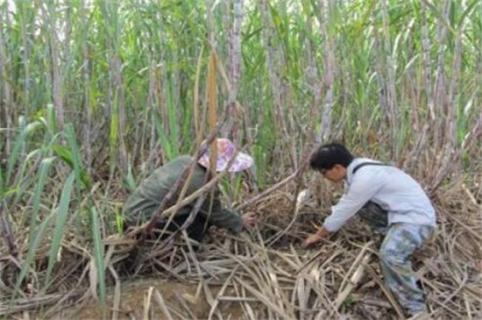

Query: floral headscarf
[[198, 138, 253, 172]]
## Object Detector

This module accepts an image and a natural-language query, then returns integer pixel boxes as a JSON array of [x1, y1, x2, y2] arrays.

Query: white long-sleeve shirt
[[323, 158, 436, 232]]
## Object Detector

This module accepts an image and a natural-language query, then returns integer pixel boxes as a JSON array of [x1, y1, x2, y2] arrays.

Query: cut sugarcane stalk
[[334, 253, 371, 310]]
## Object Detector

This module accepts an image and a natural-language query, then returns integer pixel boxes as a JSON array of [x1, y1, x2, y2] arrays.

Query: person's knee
[[379, 246, 404, 267], [379, 247, 390, 264]]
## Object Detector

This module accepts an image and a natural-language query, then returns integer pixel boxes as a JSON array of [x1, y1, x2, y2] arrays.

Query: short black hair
[[309, 143, 354, 170]]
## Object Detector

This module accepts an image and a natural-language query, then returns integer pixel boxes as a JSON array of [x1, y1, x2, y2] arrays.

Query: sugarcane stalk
[[0, 202, 18, 259], [334, 253, 371, 310]]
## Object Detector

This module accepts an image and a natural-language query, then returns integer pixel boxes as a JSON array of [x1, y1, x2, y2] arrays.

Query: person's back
[[345, 158, 436, 226], [323, 157, 436, 232], [123, 155, 204, 226]]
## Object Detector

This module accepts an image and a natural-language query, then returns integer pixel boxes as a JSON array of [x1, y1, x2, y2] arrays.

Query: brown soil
[[54, 278, 246, 320]]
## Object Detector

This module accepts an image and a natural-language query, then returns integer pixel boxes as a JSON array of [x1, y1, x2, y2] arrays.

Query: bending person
[[123, 138, 257, 244], [303, 142, 436, 319]]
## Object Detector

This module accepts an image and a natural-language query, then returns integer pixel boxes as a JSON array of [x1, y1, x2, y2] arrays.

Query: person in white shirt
[[303, 143, 436, 318]]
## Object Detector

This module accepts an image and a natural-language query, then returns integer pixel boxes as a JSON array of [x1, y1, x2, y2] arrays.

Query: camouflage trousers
[[358, 202, 434, 315]]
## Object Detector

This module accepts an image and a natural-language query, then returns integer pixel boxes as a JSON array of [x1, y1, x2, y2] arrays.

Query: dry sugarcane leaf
[[142, 287, 154, 320], [236, 277, 287, 318], [152, 288, 175, 320]]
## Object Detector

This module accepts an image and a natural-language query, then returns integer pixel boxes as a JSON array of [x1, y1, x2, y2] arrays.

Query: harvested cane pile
[[1, 178, 481, 319]]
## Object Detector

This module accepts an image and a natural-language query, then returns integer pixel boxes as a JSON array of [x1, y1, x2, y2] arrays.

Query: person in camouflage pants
[[358, 202, 434, 315], [303, 143, 436, 318]]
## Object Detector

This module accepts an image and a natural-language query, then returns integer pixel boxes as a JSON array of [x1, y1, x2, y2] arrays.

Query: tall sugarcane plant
[[0, 0, 481, 311]]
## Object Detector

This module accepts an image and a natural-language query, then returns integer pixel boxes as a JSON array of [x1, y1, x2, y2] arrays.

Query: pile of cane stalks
[[2, 174, 481, 320]]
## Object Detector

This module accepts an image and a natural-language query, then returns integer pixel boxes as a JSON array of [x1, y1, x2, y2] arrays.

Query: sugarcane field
[[0, 1, 481, 319]]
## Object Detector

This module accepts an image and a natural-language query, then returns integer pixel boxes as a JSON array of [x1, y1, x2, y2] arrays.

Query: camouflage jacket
[[123, 155, 243, 233]]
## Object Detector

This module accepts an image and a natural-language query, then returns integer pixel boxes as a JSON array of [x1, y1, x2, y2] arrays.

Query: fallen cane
[[334, 253, 371, 310]]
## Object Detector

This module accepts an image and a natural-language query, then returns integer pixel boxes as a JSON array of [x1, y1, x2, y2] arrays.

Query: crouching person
[[303, 143, 436, 319], [123, 138, 257, 246]]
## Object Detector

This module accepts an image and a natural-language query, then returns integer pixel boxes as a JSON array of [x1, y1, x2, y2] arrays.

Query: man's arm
[[303, 170, 383, 246], [209, 207, 257, 233], [302, 226, 330, 247], [323, 172, 383, 232], [201, 195, 257, 233], [209, 207, 244, 233]]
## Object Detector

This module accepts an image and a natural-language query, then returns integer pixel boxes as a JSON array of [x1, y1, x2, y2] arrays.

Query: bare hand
[[302, 227, 330, 248], [242, 211, 257, 228]]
